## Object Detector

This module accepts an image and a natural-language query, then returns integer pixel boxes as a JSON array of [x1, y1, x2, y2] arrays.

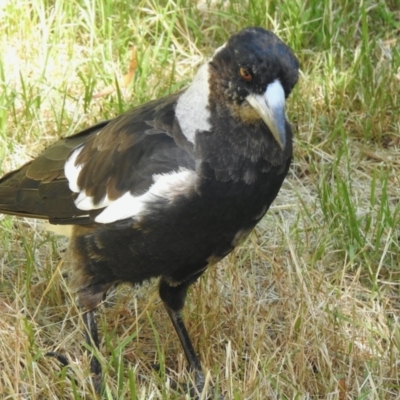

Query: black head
[[210, 27, 299, 101], [208, 27, 299, 149]]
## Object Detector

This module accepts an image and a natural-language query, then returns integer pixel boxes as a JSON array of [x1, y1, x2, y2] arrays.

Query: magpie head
[[209, 27, 299, 149]]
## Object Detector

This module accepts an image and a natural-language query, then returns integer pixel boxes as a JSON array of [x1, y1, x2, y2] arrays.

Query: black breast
[[72, 155, 291, 289]]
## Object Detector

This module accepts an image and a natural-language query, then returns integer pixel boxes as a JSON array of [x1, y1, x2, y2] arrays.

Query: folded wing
[[0, 93, 195, 225]]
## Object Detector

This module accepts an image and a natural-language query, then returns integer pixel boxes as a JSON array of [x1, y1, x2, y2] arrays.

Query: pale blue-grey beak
[[246, 79, 287, 149]]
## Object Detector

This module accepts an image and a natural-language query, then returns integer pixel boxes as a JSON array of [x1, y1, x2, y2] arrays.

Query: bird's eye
[[239, 67, 252, 82]]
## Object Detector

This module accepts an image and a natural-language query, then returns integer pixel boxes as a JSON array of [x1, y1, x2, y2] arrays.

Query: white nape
[[213, 42, 226, 56], [175, 63, 212, 143]]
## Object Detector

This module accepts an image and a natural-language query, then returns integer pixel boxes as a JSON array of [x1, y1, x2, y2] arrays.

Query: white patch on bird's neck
[[175, 63, 212, 143], [213, 42, 226, 56]]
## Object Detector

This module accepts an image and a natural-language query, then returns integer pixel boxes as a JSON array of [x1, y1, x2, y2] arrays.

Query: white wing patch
[[64, 148, 197, 224], [74, 190, 112, 210], [94, 191, 147, 223], [175, 63, 212, 143], [64, 146, 84, 193], [65, 145, 114, 211], [94, 168, 197, 223]]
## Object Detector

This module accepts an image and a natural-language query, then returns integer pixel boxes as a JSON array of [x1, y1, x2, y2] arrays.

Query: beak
[[246, 79, 287, 149]]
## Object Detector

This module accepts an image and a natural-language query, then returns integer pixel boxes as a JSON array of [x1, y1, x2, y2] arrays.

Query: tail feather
[[0, 165, 85, 220], [0, 121, 108, 223]]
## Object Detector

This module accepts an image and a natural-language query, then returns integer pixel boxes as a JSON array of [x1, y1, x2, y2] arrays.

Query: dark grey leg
[[159, 277, 206, 397], [45, 309, 102, 393], [164, 306, 205, 392], [82, 310, 102, 393]]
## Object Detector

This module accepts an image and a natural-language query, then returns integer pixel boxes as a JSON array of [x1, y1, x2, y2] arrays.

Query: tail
[[0, 121, 109, 223], [0, 162, 75, 220]]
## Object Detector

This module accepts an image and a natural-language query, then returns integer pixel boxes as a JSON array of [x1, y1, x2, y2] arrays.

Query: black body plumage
[[0, 27, 299, 396]]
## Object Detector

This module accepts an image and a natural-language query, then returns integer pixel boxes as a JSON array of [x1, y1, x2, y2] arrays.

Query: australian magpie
[[0, 27, 299, 396]]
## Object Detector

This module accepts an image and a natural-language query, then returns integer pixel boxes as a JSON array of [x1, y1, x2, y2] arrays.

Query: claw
[[46, 351, 70, 367], [45, 351, 79, 388]]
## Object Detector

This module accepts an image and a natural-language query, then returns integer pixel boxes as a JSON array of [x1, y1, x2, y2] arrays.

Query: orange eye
[[239, 67, 252, 82]]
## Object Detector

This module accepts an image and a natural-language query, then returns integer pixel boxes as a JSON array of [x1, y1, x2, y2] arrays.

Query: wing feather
[[0, 93, 195, 224]]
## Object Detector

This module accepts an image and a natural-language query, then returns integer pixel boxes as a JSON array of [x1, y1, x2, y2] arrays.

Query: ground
[[0, 1, 399, 399]]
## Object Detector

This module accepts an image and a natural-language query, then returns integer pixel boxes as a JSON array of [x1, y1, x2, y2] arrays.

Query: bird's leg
[[165, 306, 205, 387], [159, 277, 205, 397], [74, 278, 113, 393], [82, 309, 102, 393], [45, 309, 102, 393]]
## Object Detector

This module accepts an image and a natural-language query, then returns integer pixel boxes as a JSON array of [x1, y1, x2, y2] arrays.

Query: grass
[[0, 0, 399, 398]]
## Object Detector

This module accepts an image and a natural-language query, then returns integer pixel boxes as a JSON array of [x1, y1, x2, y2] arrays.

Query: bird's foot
[[152, 364, 223, 400], [45, 351, 79, 388], [89, 354, 103, 393], [46, 351, 70, 367], [189, 369, 224, 400], [46, 351, 102, 395]]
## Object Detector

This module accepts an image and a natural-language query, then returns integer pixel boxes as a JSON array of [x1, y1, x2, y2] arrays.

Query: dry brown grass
[[1, 0, 400, 399]]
